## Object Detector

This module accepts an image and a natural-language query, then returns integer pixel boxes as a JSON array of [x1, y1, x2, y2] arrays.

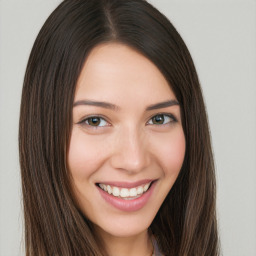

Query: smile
[[96, 180, 156, 212], [98, 182, 151, 200]]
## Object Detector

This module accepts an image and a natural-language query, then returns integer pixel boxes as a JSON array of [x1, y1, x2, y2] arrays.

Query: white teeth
[[98, 182, 152, 198], [129, 188, 137, 197], [112, 187, 120, 197], [137, 186, 143, 195], [143, 183, 150, 192], [120, 188, 129, 198], [107, 185, 112, 194]]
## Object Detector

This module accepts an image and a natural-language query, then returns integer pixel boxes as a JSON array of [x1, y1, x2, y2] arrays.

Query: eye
[[81, 116, 109, 127], [147, 114, 176, 125]]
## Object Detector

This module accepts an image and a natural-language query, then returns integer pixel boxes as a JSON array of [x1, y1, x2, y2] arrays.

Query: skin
[[68, 43, 186, 256]]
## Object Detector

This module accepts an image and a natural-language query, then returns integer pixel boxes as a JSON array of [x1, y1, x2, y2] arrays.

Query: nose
[[109, 126, 151, 173]]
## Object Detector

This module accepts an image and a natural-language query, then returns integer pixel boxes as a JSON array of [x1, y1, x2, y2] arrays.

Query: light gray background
[[0, 0, 255, 255]]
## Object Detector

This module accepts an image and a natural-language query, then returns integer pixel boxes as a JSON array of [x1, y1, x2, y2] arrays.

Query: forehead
[[75, 43, 176, 104]]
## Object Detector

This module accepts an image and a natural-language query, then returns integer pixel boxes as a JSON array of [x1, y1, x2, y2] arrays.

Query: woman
[[19, 0, 219, 255]]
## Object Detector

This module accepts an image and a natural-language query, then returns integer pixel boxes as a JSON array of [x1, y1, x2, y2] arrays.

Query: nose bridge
[[110, 124, 150, 173]]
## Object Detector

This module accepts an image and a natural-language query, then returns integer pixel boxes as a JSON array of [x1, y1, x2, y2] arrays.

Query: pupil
[[153, 115, 164, 124], [89, 117, 100, 126]]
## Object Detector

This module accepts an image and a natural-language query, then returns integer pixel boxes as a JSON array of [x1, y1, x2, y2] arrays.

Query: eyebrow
[[145, 99, 179, 110], [73, 99, 179, 111], [73, 100, 119, 110]]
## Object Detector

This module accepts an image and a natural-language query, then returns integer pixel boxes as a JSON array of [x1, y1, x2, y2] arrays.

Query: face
[[68, 43, 186, 238]]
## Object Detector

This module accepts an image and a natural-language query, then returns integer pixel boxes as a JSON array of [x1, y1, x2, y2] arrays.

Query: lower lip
[[97, 182, 156, 212]]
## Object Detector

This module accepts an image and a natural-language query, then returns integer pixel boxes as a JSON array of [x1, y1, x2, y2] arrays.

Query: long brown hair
[[19, 0, 219, 255]]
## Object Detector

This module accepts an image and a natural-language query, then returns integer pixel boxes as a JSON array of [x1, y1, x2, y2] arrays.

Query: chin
[[93, 211, 155, 238]]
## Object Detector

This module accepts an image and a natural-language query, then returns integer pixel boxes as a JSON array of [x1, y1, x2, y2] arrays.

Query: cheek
[[155, 129, 186, 176], [67, 128, 107, 180]]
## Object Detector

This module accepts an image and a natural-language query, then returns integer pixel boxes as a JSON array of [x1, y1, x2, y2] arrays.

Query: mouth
[[96, 181, 152, 200], [96, 180, 156, 212]]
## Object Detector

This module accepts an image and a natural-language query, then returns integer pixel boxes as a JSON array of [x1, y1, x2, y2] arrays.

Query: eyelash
[[78, 113, 177, 128]]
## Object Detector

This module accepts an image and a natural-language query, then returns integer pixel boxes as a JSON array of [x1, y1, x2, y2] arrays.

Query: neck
[[96, 228, 153, 256]]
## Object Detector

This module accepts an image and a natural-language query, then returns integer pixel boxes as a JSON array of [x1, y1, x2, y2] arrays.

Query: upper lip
[[96, 179, 155, 188]]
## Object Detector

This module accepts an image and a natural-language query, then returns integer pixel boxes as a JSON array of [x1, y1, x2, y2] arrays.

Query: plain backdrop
[[0, 0, 255, 255]]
